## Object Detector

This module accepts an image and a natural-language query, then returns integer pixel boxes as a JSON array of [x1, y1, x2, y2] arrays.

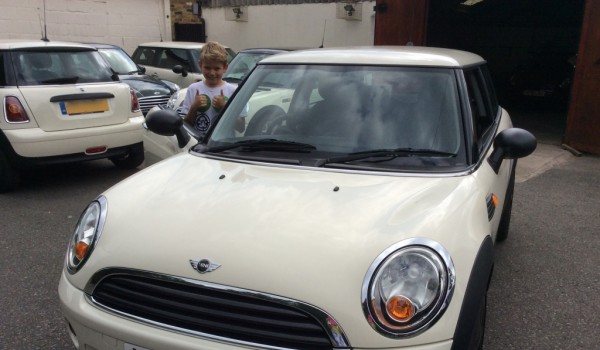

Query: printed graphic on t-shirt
[[195, 112, 211, 133]]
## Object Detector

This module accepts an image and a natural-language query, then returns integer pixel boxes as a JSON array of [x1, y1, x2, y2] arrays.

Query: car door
[[465, 65, 514, 237], [140, 47, 201, 88]]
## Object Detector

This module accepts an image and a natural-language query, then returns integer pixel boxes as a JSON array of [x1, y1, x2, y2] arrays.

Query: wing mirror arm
[[487, 128, 537, 174], [175, 125, 191, 148]]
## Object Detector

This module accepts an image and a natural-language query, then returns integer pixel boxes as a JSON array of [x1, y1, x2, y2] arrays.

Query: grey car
[[90, 43, 180, 115]]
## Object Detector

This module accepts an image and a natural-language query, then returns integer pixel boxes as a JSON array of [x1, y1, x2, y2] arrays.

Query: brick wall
[[171, 0, 203, 24]]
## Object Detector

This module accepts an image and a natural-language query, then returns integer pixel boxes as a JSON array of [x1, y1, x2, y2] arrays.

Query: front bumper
[[59, 271, 453, 350]]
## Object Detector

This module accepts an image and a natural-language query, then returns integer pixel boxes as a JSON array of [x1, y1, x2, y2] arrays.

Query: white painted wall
[[0, 0, 170, 54], [199, 2, 376, 52], [0, 1, 375, 54]]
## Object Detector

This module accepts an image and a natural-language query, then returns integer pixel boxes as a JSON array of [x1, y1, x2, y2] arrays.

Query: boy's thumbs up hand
[[194, 90, 209, 112], [213, 89, 227, 111]]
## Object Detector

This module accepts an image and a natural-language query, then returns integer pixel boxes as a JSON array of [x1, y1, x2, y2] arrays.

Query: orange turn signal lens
[[75, 241, 90, 261], [491, 193, 499, 207], [386, 296, 415, 322]]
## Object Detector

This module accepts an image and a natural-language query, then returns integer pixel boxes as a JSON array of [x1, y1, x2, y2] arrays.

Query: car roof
[[0, 39, 97, 50], [86, 43, 122, 50], [137, 41, 231, 50], [260, 46, 485, 67], [237, 47, 309, 54]]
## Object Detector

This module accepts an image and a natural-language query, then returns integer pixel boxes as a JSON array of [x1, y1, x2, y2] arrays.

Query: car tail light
[[4, 96, 30, 123], [130, 88, 140, 113]]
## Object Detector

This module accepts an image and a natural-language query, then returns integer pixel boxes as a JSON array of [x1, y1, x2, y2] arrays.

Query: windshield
[[14, 50, 114, 86], [206, 64, 466, 171], [98, 48, 139, 74], [223, 52, 277, 83]]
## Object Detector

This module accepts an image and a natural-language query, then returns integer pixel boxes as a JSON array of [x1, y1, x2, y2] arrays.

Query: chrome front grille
[[138, 95, 170, 114], [87, 269, 348, 349]]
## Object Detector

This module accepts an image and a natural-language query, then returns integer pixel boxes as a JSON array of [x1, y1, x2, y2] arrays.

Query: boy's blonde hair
[[200, 41, 229, 65]]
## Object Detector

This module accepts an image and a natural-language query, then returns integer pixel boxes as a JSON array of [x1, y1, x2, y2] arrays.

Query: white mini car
[[131, 41, 236, 89], [0, 40, 145, 192], [59, 47, 536, 350]]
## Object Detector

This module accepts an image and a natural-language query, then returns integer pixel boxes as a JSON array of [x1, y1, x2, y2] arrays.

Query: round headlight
[[362, 238, 455, 337], [165, 90, 181, 110], [66, 196, 107, 273]]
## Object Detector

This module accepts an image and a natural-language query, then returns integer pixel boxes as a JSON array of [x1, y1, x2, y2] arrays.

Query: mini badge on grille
[[189, 259, 221, 274]]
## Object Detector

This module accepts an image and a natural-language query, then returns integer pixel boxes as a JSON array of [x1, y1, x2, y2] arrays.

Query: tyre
[[110, 143, 145, 170], [0, 150, 20, 193], [468, 292, 487, 350], [496, 162, 516, 242]]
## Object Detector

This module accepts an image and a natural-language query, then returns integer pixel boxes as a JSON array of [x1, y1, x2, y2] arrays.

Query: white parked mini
[[131, 41, 236, 89], [59, 47, 536, 350], [0, 40, 145, 192]]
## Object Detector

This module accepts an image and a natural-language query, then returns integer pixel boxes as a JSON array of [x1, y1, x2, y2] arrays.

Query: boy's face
[[200, 59, 228, 87]]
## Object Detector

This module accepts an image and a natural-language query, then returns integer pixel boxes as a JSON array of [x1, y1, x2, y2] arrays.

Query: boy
[[182, 41, 244, 135]]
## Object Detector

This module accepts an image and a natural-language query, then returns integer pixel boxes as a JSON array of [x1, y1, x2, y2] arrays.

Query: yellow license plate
[[64, 99, 109, 115]]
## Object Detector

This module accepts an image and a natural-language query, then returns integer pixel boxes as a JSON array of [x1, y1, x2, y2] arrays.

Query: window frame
[[459, 64, 501, 165]]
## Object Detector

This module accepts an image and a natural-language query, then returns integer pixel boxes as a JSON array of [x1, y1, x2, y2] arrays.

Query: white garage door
[[0, 0, 167, 54]]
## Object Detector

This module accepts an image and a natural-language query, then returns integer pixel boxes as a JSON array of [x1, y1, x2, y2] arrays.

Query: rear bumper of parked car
[[59, 272, 454, 350], [1, 116, 144, 165]]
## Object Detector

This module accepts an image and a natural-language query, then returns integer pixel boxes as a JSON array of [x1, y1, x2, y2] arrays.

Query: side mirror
[[145, 108, 191, 148], [172, 65, 188, 77], [487, 128, 537, 174]]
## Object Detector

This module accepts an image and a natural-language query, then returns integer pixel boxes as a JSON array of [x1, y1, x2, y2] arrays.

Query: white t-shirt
[[181, 81, 238, 134]]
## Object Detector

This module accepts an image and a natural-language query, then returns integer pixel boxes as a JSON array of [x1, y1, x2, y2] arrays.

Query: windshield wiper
[[320, 148, 456, 165], [202, 139, 316, 153]]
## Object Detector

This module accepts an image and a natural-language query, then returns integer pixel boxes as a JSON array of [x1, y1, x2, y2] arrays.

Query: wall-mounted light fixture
[[225, 6, 248, 22], [232, 7, 243, 19], [344, 4, 356, 16], [337, 3, 362, 21]]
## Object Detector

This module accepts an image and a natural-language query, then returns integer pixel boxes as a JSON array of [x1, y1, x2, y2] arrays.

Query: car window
[[98, 48, 138, 74], [0, 52, 7, 86], [208, 64, 466, 171], [158, 48, 192, 71], [224, 52, 274, 82], [464, 67, 495, 146], [225, 48, 236, 63], [480, 65, 499, 116], [132, 47, 157, 66], [13, 50, 114, 86], [132, 46, 234, 73]]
